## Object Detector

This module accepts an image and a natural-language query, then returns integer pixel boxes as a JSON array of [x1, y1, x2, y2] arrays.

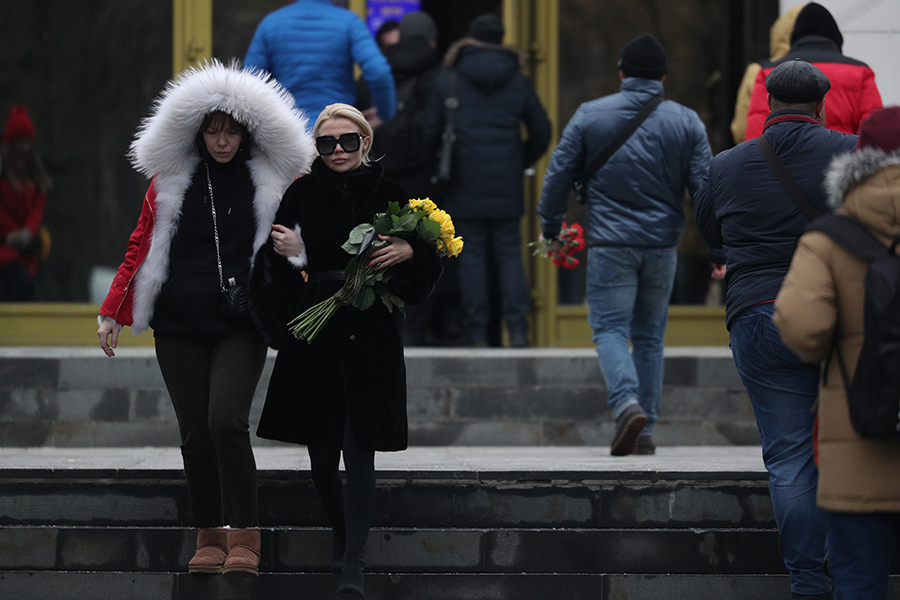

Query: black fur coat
[[249, 158, 442, 450]]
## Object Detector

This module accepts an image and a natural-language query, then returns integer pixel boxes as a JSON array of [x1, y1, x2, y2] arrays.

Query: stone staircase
[[1, 446, 800, 600], [0, 347, 759, 448], [3, 348, 898, 599]]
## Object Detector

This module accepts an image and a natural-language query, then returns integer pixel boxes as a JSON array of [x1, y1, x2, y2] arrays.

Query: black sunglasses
[[315, 132, 364, 156]]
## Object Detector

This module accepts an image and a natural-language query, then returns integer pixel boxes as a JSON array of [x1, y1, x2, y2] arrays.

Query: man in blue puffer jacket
[[244, 0, 395, 125], [538, 34, 711, 457]]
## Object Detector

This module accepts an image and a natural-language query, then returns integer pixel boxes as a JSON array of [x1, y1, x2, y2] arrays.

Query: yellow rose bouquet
[[288, 198, 463, 343]]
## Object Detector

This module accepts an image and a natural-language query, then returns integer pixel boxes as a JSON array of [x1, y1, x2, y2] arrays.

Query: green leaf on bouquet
[[374, 215, 392, 235], [386, 201, 401, 216], [342, 224, 373, 254], [354, 285, 376, 310], [398, 213, 418, 231], [417, 218, 441, 242]]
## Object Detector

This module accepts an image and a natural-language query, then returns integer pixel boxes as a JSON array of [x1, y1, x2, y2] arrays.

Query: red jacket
[[0, 179, 46, 276], [745, 36, 882, 138], [99, 181, 156, 326]]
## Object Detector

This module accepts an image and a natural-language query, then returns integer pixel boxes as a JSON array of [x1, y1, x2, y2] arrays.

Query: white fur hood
[[128, 61, 315, 334], [826, 146, 900, 210]]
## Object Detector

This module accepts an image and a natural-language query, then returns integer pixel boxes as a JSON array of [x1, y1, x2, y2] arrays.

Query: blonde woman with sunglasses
[[248, 103, 442, 600]]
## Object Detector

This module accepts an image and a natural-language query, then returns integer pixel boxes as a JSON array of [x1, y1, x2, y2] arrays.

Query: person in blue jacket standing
[[244, 0, 396, 125], [538, 34, 711, 457]]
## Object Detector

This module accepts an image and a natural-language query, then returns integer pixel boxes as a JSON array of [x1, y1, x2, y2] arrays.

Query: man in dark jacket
[[695, 60, 857, 600], [422, 14, 551, 348], [538, 34, 711, 457], [745, 2, 882, 138]]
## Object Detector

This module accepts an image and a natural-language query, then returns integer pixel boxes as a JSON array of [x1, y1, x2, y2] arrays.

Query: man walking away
[[695, 60, 857, 600], [538, 34, 712, 456]]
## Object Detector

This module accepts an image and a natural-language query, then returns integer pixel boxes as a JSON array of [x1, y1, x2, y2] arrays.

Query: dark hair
[[768, 97, 820, 115], [195, 111, 251, 158]]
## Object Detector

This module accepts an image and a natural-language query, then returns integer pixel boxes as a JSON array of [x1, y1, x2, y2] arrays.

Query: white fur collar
[[826, 147, 900, 210], [128, 61, 316, 334]]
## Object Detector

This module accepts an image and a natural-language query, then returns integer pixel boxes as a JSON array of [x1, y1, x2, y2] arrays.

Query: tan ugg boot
[[222, 528, 261, 577], [188, 528, 228, 574]]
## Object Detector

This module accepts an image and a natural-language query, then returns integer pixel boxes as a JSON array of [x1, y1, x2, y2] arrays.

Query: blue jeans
[[455, 218, 530, 342], [825, 511, 900, 599], [586, 246, 677, 434], [730, 303, 830, 596]]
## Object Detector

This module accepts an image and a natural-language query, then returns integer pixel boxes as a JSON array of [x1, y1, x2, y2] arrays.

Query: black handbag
[[206, 162, 251, 321], [432, 70, 458, 185]]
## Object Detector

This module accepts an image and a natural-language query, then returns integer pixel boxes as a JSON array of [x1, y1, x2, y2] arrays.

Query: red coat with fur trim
[[99, 182, 156, 326]]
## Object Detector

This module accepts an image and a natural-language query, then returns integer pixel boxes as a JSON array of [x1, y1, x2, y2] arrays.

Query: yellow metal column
[[503, 0, 560, 346], [172, 0, 212, 75]]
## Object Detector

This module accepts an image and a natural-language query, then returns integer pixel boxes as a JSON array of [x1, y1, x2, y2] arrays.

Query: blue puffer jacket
[[693, 111, 857, 328], [422, 41, 551, 219], [539, 78, 711, 247], [244, 0, 395, 123]]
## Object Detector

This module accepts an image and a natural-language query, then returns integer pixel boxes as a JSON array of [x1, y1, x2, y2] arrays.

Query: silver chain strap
[[205, 162, 227, 292]]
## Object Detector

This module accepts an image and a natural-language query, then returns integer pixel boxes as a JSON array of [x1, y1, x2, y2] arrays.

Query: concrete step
[[0, 571, 794, 600], [1, 525, 783, 575], [0, 347, 759, 447], [0, 447, 773, 529]]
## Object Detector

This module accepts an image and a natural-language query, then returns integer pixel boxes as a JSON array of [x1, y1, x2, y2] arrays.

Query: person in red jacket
[[0, 105, 51, 300], [745, 2, 882, 139], [97, 62, 315, 577]]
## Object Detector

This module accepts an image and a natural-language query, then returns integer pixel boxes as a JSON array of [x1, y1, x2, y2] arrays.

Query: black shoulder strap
[[805, 214, 888, 261], [756, 135, 820, 221], [581, 95, 663, 183]]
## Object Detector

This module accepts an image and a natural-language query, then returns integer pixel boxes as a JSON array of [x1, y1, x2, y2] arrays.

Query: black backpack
[[806, 214, 900, 440], [371, 72, 433, 176]]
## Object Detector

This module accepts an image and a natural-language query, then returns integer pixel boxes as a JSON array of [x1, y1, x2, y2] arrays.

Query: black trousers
[[155, 332, 267, 528]]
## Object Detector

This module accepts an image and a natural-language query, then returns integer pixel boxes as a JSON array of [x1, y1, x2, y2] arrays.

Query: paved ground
[[0, 445, 767, 480]]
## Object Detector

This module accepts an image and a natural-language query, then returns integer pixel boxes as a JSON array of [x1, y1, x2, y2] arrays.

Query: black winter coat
[[248, 159, 443, 450], [693, 111, 857, 328], [422, 40, 551, 219]]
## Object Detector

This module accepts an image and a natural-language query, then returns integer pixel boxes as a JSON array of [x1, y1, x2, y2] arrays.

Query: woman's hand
[[369, 235, 413, 270], [98, 316, 124, 357], [271, 224, 304, 258]]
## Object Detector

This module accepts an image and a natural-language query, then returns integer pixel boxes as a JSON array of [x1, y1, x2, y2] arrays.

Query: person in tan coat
[[730, 4, 802, 144], [774, 106, 900, 600]]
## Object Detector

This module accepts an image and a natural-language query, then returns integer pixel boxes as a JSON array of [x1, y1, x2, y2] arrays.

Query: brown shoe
[[222, 528, 261, 577], [188, 528, 228, 574], [634, 434, 656, 455], [610, 404, 648, 456]]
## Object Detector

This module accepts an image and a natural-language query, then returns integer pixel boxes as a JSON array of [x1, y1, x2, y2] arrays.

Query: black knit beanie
[[790, 2, 843, 49], [619, 34, 668, 80], [468, 14, 504, 45]]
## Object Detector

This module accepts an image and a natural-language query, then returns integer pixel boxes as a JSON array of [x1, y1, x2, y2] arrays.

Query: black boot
[[337, 516, 370, 600], [329, 526, 345, 574]]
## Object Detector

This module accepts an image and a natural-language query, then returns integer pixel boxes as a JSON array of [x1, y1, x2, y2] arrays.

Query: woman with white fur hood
[[97, 61, 315, 577]]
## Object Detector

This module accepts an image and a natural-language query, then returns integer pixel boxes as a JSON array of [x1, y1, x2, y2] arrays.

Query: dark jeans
[[729, 303, 829, 596], [455, 218, 530, 343], [155, 332, 267, 528], [826, 510, 900, 599]]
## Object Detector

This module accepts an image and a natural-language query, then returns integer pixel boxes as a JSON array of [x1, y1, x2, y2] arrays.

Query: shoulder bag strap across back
[[756, 134, 820, 221], [580, 95, 663, 185]]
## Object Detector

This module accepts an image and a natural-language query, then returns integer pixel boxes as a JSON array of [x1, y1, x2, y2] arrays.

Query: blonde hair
[[313, 103, 374, 165]]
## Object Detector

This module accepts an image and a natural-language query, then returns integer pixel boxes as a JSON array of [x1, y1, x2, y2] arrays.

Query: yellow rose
[[446, 236, 464, 257]]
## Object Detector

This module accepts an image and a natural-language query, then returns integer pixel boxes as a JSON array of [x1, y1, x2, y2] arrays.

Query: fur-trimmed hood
[[824, 146, 900, 248], [826, 146, 900, 209], [443, 39, 524, 93], [128, 60, 316, 334]]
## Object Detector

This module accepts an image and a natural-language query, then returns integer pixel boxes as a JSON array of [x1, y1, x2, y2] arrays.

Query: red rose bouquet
[[529, 221, 585, 269]]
